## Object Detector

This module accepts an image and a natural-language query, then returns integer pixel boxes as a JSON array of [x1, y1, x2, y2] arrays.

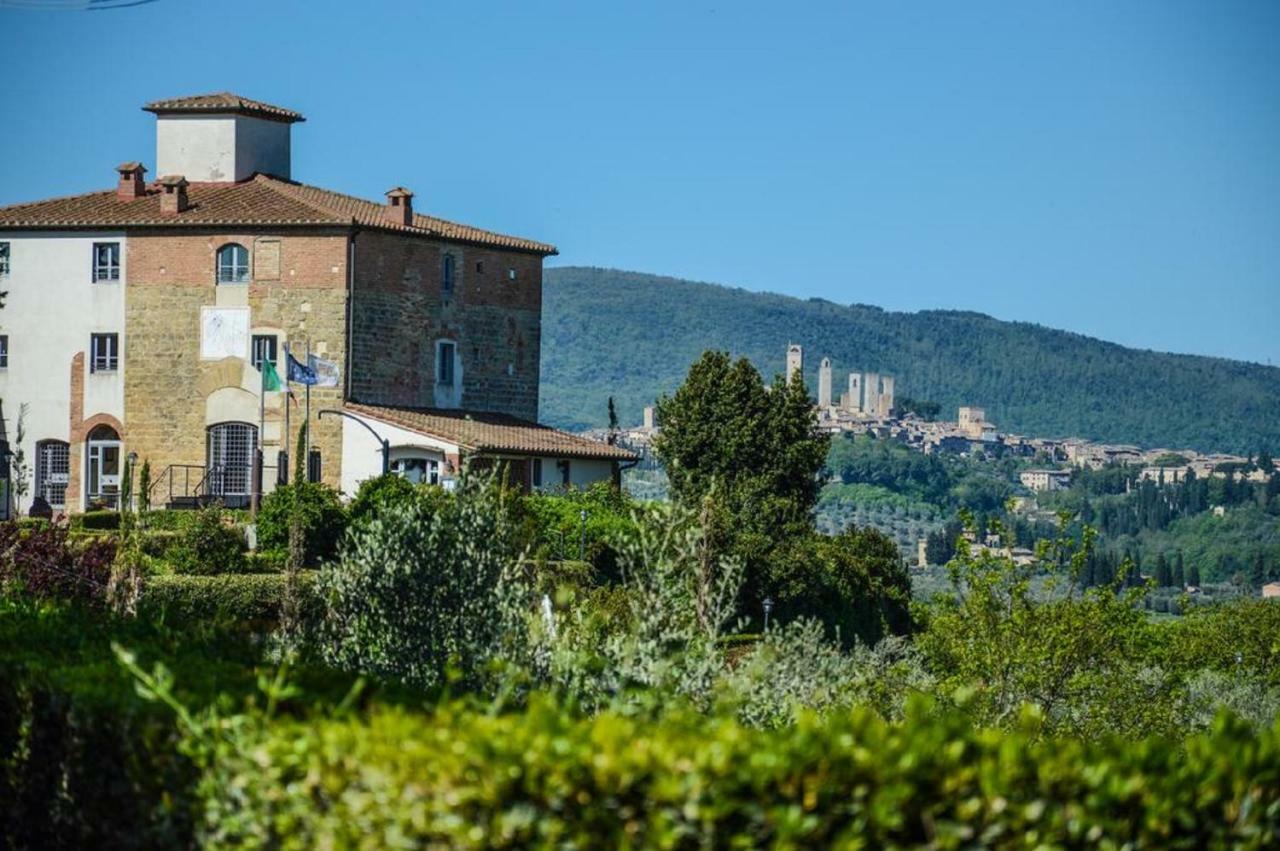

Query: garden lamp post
[[579, 508, 588, 562], [762, 596, 774, 632], [127, 451, 138, 511]]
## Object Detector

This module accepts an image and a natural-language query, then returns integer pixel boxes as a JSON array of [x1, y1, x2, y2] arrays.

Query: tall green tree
[[654, 351, 830, 604]]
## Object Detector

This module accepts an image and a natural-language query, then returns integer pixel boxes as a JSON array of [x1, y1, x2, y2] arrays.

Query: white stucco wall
[[339, 413, 618, 498], [532, 457, 615, 491], [0, 231, 126, 513], [156, 114, 291, 182], [340, 414, 456, 498]]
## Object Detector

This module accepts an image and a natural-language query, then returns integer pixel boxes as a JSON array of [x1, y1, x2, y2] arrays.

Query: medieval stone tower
[[818, 357, 833, 408], [786, 344, 804, 382]]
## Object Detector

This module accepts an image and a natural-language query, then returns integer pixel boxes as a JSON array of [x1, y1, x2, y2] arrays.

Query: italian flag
[[262, 358, 283, 392]]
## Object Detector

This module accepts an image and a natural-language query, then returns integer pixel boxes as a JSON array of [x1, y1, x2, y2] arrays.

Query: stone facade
[[124, 231, 349, 494], [348, 230, 542, 421]]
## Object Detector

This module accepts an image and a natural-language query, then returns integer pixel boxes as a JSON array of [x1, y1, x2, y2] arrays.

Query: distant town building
[[1019, 469, 1072, 492], [1262, 582, 1280, 599]]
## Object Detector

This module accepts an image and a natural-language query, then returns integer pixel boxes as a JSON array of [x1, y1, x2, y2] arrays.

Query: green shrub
[[244, 549, 286, 573], [190, 696, 1280, 850], [165, 506, 246, 575], [521, 483, 637, 580], [72, 510, 121, 531], [346, 473, 419, 530], [138, 572, 318, 627], [318, 472, 528, 690], [256, 483, 346, 566]]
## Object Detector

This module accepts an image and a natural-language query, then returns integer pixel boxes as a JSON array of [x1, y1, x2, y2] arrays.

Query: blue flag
[[287, 352, 317, 385]]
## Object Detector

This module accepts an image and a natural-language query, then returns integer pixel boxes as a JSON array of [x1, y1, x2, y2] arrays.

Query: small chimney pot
[[158, 174, 190, 215], [384, 186, 414, 226], [116, 161, 147, 200]]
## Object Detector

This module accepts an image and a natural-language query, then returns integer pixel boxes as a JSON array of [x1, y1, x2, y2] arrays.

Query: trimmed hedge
[[198, 698, 1280, 849], [71, 510, 121, 531], [138, 572, 318, 627]]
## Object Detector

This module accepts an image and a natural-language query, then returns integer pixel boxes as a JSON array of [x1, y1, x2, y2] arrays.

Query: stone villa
[[0, 93, 632, 514]]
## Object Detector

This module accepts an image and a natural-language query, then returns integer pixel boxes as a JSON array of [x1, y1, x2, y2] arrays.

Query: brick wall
[[348, 231, 542, 421], [124, 231, 349, 495]]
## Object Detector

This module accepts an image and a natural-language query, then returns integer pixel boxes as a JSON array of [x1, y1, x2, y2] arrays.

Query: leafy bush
[[138, 572, 318, 628], [188, 695, 1280, 850], [71, 510, 121, 531], [345, 473, 419, 530], [317, 472, 529, 690], [165, 505, 246, 575], [256, 483, 346, 566], [0, 522, 115, 605], [521, 483, 637, 579]]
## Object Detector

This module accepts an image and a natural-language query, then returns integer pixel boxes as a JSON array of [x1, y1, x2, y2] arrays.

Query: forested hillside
[[540, 267, 1280, 453]]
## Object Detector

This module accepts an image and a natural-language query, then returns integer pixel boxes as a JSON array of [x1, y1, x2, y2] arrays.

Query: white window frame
[[35, 439, 70, 510], [90, 333, 119, 373], [92, 242, 120, 282], [216, 243, 250, 284], [0, 335, 7, 369], [436, 340, 455, 386], [390, 455, 440, 486]]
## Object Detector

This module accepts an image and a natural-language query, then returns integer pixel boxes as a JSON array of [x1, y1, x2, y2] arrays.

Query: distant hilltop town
[[588, 343, 1277, 492]]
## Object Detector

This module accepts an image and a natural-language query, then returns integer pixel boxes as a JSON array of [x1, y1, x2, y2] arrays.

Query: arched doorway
[[85, 425, 121, 510], [207, 421, 257, 506]]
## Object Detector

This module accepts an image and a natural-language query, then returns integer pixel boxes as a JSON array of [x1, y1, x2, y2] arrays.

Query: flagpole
[[305, 338, 312, 483], [253, 353, 265, 517], [283, 342, 291, 485]]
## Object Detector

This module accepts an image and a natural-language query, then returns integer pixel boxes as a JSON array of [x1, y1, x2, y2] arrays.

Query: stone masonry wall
[[348, 231, 542, 422], [124, 231, 349, 496]]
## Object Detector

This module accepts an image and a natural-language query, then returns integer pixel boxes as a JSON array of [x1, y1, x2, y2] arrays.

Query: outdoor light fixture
[[579, 508, 588, 562], [762, 596, 775, 631]]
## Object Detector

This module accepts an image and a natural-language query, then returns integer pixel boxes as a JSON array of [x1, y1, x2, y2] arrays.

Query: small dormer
[[144, 92, 304, 182], [384, 187, 414, 226]]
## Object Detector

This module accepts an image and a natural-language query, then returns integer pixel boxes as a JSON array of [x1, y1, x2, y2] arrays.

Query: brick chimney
[[116, 162, 147, 200], [158, 174, 189, 215], [384, 187, 413, 226]]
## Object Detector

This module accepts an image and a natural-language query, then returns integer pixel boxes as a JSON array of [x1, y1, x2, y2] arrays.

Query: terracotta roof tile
[[345, 403, 637, 462], [143, 92, 305, 123], [0, 175, 557, 255]]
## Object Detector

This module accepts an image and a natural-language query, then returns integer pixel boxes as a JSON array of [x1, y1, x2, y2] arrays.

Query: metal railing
[[148, 462, 278, 509]]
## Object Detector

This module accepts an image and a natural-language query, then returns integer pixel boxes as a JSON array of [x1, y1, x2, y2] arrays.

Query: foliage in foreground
[[170, 690, 1280, 850]]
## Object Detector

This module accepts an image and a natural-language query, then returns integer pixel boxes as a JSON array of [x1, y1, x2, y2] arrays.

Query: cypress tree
[[1172, 551, 1185, 588]]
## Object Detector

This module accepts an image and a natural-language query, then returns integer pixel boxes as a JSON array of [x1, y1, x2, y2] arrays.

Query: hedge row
[[199, 698, 1280, 849], [138, 572, 319, 627]]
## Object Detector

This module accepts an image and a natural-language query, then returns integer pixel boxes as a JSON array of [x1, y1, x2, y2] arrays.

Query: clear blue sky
[[2, 0, 1277, 364]]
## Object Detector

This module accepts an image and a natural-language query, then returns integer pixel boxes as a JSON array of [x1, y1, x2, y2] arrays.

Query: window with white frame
[[442, 252, 456, 294], [391, 455, 440, 485], [90, 333, 119, 372], [35, 440, 70, 510], [436, 340, 455, 386], [92, 242, 120, 282], [251, 334, 278, 371], [0, 335, 7, 368], [0, 242, 9, 278], [216, 243, 250, 284]]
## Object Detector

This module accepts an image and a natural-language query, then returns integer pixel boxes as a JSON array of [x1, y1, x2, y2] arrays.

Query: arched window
[[35, 439, 70, 510], [441, 252, 456, 294], [207, 421, 257, 503], [216, 243, 250, 284], [85, 425, 122, 510]]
